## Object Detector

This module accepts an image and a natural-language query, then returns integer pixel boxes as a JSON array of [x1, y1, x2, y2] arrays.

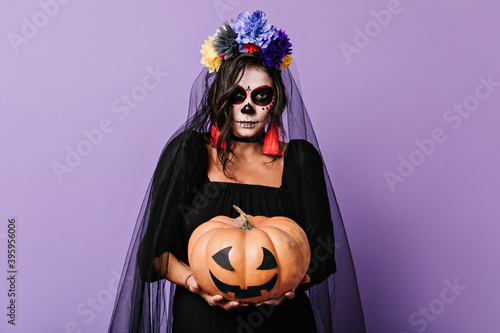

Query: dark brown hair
[[207, 53, 287, 179]]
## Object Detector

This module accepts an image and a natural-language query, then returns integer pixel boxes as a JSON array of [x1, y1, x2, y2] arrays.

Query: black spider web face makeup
[[230, 85, 274, 107]]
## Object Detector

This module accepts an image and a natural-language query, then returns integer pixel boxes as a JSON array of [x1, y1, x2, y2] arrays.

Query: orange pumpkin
[[188, 205, 310, 303]]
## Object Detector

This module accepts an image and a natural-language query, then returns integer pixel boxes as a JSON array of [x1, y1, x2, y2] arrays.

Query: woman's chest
[[180, 180, 297, 242]]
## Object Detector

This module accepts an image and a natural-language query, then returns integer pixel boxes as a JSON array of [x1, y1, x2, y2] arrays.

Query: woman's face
[[229, 66, 274, 138]]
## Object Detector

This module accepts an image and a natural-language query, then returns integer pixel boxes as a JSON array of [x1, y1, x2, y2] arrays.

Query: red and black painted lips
[[209, 246, 278, 300]]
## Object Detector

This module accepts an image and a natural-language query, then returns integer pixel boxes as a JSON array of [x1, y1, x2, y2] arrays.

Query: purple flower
[[260, 28, 292, 69], [231, 10, 276, 51]]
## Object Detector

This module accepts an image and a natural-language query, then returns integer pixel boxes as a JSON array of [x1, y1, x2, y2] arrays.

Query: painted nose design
[[241, 103, 256, 114]]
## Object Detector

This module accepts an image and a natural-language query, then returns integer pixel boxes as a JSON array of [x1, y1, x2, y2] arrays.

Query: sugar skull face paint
[[230, 66, 274, 138], [230, 85, 274, 107]]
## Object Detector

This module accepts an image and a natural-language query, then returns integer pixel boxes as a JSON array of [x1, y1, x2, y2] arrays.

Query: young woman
[[109, 11, 365, 333]]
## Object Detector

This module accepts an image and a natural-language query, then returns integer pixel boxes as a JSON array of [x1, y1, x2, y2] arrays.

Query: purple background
[[1, 0, 499, 332]]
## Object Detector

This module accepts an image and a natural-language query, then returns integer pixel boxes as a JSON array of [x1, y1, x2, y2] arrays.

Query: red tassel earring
[[210, 124, 227, 149], [262, 122, 281, 156]]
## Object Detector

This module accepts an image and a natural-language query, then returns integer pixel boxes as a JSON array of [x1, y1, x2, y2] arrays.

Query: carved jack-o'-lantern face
[[188, 206, 310, 303]]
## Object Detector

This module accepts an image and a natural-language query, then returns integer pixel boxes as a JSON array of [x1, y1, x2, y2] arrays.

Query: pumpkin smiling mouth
[[209, 271, 278, 300]]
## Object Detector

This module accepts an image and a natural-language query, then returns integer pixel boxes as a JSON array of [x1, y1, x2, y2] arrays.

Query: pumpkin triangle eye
[[257, 247, 278, 270], [212, 246, 234, 271]]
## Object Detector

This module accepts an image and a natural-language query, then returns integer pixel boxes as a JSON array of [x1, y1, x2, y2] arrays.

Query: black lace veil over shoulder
[[108, 66, 366, 333]]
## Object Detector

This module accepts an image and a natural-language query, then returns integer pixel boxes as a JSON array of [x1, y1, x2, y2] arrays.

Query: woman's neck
[[230, 130, 266, 158], [231, 140, 262, 158], [230, 132, 262, 143]]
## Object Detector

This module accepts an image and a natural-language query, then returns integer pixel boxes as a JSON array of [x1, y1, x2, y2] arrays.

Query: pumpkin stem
[[233, 205, 256, 230]]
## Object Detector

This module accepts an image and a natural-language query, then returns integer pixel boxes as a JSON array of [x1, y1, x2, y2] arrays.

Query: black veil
[[108, 66, 366, 333]]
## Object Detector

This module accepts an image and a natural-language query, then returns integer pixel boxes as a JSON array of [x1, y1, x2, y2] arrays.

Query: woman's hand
[[254, 274, 310, 307], [186, 275, 248, 310]]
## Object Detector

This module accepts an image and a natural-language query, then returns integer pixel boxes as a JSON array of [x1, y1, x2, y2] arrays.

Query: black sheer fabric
[[108, 67, 366, 332]]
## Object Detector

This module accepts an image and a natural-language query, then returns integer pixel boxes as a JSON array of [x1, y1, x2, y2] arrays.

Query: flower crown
[[200, 10, 293, 73]]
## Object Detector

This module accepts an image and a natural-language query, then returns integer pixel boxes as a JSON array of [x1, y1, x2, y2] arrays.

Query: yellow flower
[[280, 54, 292, 70], [200, 36, 222, 73]]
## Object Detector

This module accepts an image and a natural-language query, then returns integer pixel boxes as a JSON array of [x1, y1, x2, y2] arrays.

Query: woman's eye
[[251, 86, 273, 106], [230, 87, 247, 104]]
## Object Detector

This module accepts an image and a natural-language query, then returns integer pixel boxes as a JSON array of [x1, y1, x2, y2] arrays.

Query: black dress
[[138, 130, 336, 332]]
